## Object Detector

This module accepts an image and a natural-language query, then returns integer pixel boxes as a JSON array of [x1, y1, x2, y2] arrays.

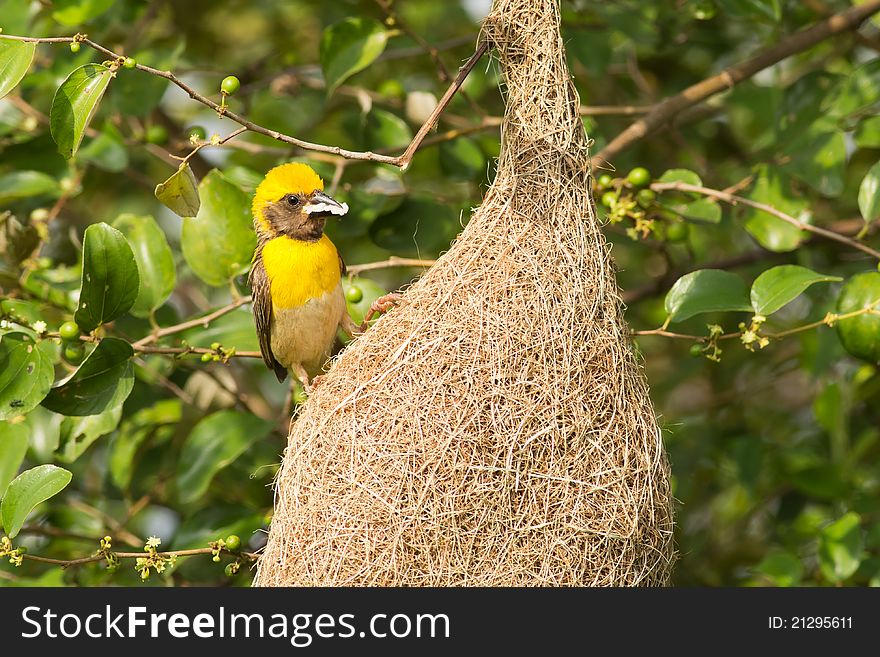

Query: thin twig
[[133, 296, 251, 347], [348, 256, 436, 275], [595, 0, 880, 164], [652, 181, 880, 260], [0, 34, 488, 169], [21, 547, 258, 569]]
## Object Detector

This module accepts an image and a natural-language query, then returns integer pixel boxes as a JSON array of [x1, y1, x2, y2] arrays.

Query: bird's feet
[[359, 293, 402, 332]]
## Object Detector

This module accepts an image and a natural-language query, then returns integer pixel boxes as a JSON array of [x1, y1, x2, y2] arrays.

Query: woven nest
[[254, 0, 675, 586]]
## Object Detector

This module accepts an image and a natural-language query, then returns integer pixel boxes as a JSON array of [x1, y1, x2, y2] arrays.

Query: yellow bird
[[249, 162, 391, 390]]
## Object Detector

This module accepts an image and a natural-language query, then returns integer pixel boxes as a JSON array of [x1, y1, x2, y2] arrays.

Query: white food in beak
[[304, 201, 349, 216]]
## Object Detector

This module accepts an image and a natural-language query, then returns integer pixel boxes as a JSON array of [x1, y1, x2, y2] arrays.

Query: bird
[[248, 162, 396, 391]]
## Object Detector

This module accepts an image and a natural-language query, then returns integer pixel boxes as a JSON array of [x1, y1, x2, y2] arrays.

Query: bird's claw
[[360, 293, 402, 331]]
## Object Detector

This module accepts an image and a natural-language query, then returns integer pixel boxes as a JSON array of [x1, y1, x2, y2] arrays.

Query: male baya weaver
[[248, 163, 395, 390]]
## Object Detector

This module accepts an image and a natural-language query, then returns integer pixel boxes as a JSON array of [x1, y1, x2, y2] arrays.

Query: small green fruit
[[212, 555, 220, 563], [145, 124, 169, 145], [665, 221, 690, 243], [836, 271, 880, 363], [636, 189, 656, 207], [123, 57, 137, 69], [221, 75, 240, 95], [597, 174, 613, 189], [627, 167, 651, 188], [601, 191, 617, 208], [69, 42, 81, 53], [59, 320, 81, 341], [63, 342, 85, 365], [346, 285, 364, 303], [689, 344, 703, 358], [225, 535, 241, 551], [187, 125, 207, 141], [224, 563, 236, 577], [201, 352, 213, 362]]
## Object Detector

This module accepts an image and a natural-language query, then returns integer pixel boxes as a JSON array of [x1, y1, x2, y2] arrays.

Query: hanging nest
[[254, 0, 675, 587]]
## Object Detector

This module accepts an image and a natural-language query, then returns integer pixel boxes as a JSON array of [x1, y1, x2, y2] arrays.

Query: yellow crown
[[252, 162, 324, 233]]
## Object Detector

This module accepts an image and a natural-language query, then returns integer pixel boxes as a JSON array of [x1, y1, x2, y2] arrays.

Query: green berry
[[123, 57, 136, 69], [212, 555, 220, 563], [665, 221, 690, 243], [601, 191, 618, 208], [59, 320, 81, 341], [145, 124, 169, 145], [220, 75, 240, 95], [69, 42, 81, 53], [201, 352, 212, 362], [63, 342, 85, 365], [636, 189, 656, 207], [689, 344, 704, 358], [224, 535, 241, 551], [627, 167, 651, 188], [187, 125, 207, 141], [224, 563, 236, 577], [346, 285, 363, 303], [596, 174, 613, 189]]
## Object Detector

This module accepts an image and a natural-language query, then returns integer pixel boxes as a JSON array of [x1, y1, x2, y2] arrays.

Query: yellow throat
[[261, 234, 340, 309]]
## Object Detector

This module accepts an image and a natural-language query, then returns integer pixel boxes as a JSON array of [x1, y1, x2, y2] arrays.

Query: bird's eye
[[286, 195, 300, 206]]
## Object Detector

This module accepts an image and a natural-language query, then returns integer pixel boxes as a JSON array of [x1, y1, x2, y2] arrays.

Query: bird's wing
[[248, 252, 288, 383]]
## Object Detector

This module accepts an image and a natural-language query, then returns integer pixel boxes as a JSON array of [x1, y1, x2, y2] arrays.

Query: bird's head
[[251, 162, 348, 241]]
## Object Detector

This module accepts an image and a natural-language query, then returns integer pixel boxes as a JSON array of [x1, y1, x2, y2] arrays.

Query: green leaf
[[858, 160, 880, 225], [658, 168, 702, 186], [0, 464, 72, 539], [824, 59, 880, 120], [362, 108, 412, 151], [755, 550, 803, 586], [77, 124, 128, 172], [74, 222, 140, 332], [740, 165, 808, 252], [176, 410, 271, 505], [819, 512, 863, 583], [664, 269, 753, 323], [667, 198, 722, 224], [0, 424, 29, 497], [855, 115, 880, 148], [181, 170, 255, 287], [180, 307, 259, 352], [50, 63, 114, 159], [777, 71, 841, 141], [0, 170, 58, 205], [750, 265, 842, 316], [784, 127, 846, 198], [57, 404, 122, 462], [439, 137, 486, 180], [41, 337, 134, 416], [109, 399, 181, 491], [0, 40, 35, 100], [112, 214, 175, 318], [52, 0, 115, 26], [0, 332, 55, 421], [18, 406, 62, 463], [154, 163, 200, 218], [718, 0, 781, 22], [320, 18, 389, 96], [369, 196, 460, 257]]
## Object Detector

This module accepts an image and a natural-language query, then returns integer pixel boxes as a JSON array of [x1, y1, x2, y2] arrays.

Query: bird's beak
[[304, 191, 349, 217]]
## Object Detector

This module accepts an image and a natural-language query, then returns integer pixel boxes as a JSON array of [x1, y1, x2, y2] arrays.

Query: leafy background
[[1, 0, 879, 587]]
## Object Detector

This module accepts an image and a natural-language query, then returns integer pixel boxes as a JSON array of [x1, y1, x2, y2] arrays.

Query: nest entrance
[[254, 0, 675, 586]]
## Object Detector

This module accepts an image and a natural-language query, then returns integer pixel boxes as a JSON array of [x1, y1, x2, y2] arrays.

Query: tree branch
[[0, 34, 488, 169], [652, 181, 880, 260], [595, 0, 880, 165]]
